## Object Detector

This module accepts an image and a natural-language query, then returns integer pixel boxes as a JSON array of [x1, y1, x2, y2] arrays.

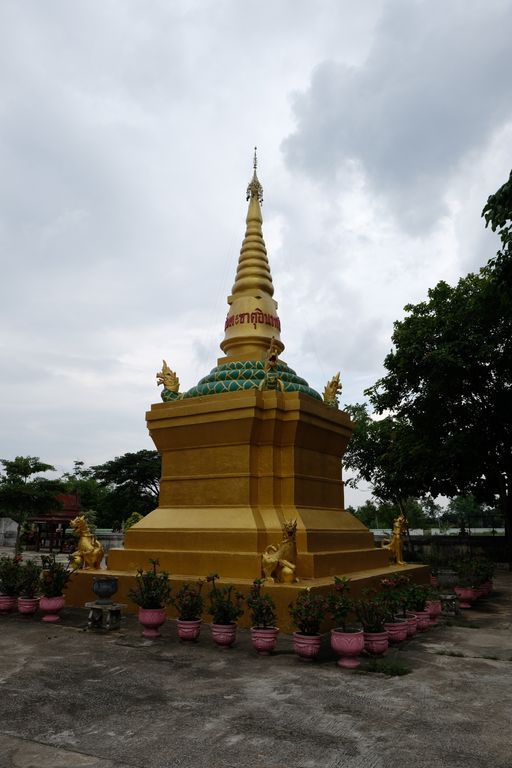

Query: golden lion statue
[[382, 513, 408, 566], [323, 372, 342, 408], [262, 519, 298, 583], [68, 515, 104, 570]]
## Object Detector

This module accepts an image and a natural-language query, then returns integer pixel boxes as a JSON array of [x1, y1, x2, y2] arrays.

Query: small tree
[[0, 457, 64, 554]]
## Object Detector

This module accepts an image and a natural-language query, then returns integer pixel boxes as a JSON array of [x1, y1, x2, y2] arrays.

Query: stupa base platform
[[64, 562, 429, 633]]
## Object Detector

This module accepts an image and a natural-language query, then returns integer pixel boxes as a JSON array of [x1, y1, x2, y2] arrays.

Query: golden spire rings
[[246, 145, 263, 204]]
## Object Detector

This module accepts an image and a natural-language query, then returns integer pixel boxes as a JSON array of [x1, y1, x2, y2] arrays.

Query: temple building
[[66, 152, 426, 626]]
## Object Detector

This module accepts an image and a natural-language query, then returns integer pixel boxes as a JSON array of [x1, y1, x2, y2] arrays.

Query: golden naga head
[[156, 360, 180, 393], [323, 372, 342, 408]]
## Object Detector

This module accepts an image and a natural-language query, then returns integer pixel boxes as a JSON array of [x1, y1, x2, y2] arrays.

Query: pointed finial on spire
[[246, 146, 263, 204]]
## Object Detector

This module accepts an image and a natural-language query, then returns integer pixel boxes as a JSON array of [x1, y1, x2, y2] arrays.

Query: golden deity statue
[[323, 372, 342, 408], [69, 515, 104, 570], [259, 336, 284, 391], [261, 520, 298, 583], [382, 513, 408, 566]]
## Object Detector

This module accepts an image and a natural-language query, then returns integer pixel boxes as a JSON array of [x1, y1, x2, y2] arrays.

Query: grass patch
[[359, 658, 412, 677], [435, 649, 465, 657]]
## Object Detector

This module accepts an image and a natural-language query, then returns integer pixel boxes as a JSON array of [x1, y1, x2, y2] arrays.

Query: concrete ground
[[1, 572, 511, 768]]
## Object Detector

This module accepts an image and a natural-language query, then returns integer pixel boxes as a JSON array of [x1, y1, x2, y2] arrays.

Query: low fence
[[402, 535, 508, 566]]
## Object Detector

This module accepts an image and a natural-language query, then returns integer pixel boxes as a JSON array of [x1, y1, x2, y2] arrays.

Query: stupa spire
[[220, 150, 284, 361]]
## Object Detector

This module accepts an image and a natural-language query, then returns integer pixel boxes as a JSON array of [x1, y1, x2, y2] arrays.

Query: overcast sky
[[1, 0, 511, 508]]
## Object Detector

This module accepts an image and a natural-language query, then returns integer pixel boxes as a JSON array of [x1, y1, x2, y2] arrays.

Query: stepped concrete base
[[64, 562, 429, 633]]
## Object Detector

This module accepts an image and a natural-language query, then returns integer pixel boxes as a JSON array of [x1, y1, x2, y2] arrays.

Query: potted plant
[[127, 559, 172, 637], [172, 580, 204, 641], [405, 583, 431, 629], [18, 559, 42, 616], [288, 589, 325, 660], [327, 576, 364, 668], [0, 555, 21, 614], [452, 558, 478, 609], [355, 593, 388, 655], [39, 554, 71, 622], [206, 573, 244, 647], [247, 578, 279, 655], [379, 576, 408, 643]]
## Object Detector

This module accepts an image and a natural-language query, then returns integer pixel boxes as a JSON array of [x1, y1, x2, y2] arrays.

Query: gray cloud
[[283, 0, 512, 232]]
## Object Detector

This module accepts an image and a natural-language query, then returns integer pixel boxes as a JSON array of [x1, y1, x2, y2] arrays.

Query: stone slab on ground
[[0, 574, 511, 768]]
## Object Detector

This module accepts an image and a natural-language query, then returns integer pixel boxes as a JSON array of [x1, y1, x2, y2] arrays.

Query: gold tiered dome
[[220, 148, 284, 361], [180, 150, 320, 401]]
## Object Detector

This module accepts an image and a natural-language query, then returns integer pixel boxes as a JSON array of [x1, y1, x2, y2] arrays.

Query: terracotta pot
[[415, 610, 431, 630], [330, 629, 364, 668], [0, 595, 17, 614], [251, 627, 279, 655], [454, 587, 477, 609], [211, 623, 237, 647], [40, 595, 66, 622], [138, 607, 167, 638], [426, 600, 442, 625], [405, 612, 418, 637], [363, 631, 388, 655], [384, 620, 408, 643], [17, 597, 39, 616], [293, 632, 322, 660], [177, 618, 202, 641]]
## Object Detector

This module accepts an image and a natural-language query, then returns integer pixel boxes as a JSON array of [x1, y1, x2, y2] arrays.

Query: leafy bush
[[0, 555, 21, 596], [19, 559, 42, 598], [289, 589, 326, 635], [326, 576, 353, 631], [172, 581, 204, 620], [128, 559, 172, 609], [355, 593, 387, 633], [247, 579, 277, 628], [40, 554, 72, 598], [405, 583, 431, 612], [207, 573, 244, 625]]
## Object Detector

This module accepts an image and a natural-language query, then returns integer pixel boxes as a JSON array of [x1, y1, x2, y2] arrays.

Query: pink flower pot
[[293, 632, 322, 660], [0, 595, 17, 614], [405, 612, 418, 636], [454, 587, 477, 609], [39, 595, 66, 622], [330, 629, 364, 668], [17, 597, 39, 616], [384, 620, 408, 643], [426, 600, 442, 625], [251, 627, 279, 655], [138, 607, 167, 637], [211, 623, 237, 648], [430, 575, 440, 588], [177, 618, 201, 641], [415, 610, 431, 630], [363, 631, 388, 655]]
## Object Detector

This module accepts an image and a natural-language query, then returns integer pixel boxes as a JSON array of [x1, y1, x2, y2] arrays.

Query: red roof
[[29, 493, 82, 523]]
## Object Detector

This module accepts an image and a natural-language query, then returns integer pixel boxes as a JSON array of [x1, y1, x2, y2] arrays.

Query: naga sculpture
[[381, 513, 408, 566], [68, 515, 104, 570], [323, 372, 342, 408], [157, 360, 181, 402], [261, 519, 298, 583], [259, 336, 284, 392]]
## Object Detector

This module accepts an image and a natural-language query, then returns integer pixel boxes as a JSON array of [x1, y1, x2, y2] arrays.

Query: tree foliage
[[0, 457, 64, 553], [363, 170, 512, 563], [90, 450, 161, 528]]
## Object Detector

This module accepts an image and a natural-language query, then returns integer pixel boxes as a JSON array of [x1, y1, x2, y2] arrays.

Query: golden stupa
[[66, 152, 427, 627]]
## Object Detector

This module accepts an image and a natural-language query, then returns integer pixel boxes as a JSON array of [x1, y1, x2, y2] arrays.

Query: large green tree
[[365, 171, 512, 564], [91, 450, 161, 528], [0, 457, 64, 553]]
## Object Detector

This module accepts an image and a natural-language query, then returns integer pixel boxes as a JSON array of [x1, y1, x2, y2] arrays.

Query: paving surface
[[1, 573, 511, 768]]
